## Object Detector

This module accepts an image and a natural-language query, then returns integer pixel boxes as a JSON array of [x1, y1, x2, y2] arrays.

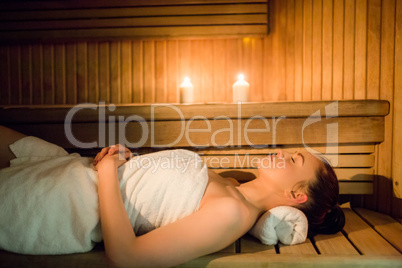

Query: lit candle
[[179, 77, 194, 103], [233, 74, 249, 102]]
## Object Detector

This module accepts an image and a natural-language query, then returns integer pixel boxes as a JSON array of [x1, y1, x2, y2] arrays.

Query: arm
[[96, 147, 250, 267], [95, 145, 136, 263]]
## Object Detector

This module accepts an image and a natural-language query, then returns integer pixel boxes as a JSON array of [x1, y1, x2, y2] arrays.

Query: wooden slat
[[0, 0, 268, 11], [354, 208, 402, 253], [197, 144, 376, 154], [216, 168, 374, 181], [393, 0, 402, 199], [334, 168, 374, 181], [0, 4, 267, 21], [0, 101, 390, 122], [2, 15, 267, 31], [202, 155, 374, 168], [0, 25, 268, 43], [332, 0, 344, 100], [322, 0, 333, 100], [0, 1, 268, 42], [354, 0, 367, 99], [278, 239, 317, 254], [240, 234, 276, 254], [314, 232, 359, 255], [0, 116, 384, 149], [339, 182, 373, 195], [343, 0, 355, 99], [342, 208, 401, 256]]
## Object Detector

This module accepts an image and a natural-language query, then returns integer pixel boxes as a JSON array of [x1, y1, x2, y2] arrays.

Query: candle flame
[[238, 74, 245, 81], [180, 77, 193, 88]]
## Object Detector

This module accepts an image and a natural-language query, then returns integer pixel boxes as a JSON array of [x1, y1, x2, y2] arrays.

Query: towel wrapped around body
[[0, 136, 208, 255]]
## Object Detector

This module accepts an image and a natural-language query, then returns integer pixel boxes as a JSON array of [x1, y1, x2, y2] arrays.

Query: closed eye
[[291, 156, 295, 163]]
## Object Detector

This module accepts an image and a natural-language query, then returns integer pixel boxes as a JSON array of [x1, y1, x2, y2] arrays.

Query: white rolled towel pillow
[[248, 206, 308, 245]]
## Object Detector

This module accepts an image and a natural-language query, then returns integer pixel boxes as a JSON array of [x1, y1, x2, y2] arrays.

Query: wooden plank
[[391, 0, 402, 220], [0, 0, 268, 11], [0, 46, 10, 105], [87, 42, 99, 103], [0, 116, 384, 148], [240, 234, 276, 254], [110, 41, 121, 104], [378, 0, 396, 214], [314, 232, 360, 255], [216, 168, 374, 183], [272, 0, 286, 101], [302, 0, 312, 101], [0, 25, 268, 43], [213, 39, 227, 102], [339, 182, 373, 194], [31, 44, 43, 104], [9, 46, 20, 105], [354, 208, 402, 253], [132, 41, 143, 103], [393, 0, 402, 199], [98, 42, 110, 103], [76, 42, 88, 103], [54, 44, 66, 104], [196, 144, 375, 155], [0, 4, 267, 21], [342, 208, 401, 255], [42, 44, 54, 104], [334, 168, 374, 181], [343, 0, 355, 100], [311, 0, 322, 101], [354, 0, 367, 99], [166, 40, 178, 103], [322, 0, 333, 100], [366, 0, 381, 100], [121, 41, 132, 104], [294, 0, 303, 101], [0, 100, 391, 121], [285, 0, 296, 101], [155, 40, 167, 103], [20, 45, 31, 105], [201, 155, 374, 169], [182, 253, 402, 267], [278, 239, 317, 254], [143, 41, 155, 103], [332, 0, 344, 100], [65, 43, 77, 104], [1, 15, 267, 31]]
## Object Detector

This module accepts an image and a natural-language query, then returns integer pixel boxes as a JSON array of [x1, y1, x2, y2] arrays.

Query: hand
[[94, 144, 133, 169]]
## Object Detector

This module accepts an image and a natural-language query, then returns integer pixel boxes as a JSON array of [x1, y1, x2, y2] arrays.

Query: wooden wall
[[0, 0, 401, 219]]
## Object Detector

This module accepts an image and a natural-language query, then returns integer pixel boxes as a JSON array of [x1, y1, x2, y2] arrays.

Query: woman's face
[[258, 149, 321, 193]]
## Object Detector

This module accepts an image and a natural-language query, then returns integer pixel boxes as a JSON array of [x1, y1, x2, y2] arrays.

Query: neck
[[236, 177, 290, 213]]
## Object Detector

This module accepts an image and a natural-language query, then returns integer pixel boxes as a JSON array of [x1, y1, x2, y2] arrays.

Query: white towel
[[248, 206, 308, 245], [119, 149, 209, 235], [0, 137, 209, 255], [0, 137, 102, 254]]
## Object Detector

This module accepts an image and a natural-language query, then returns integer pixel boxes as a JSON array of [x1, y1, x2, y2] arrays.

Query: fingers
[[94, 145, 133, 166]]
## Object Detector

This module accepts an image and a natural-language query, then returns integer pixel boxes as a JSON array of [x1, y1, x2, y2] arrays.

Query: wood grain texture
[[0, 0, 400, 216]]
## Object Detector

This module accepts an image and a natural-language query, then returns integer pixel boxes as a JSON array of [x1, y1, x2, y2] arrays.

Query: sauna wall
[[0, 0, 401, 220]]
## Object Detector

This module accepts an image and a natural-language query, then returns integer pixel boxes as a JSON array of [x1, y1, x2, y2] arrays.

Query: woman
[[0, 126, 344, 267]]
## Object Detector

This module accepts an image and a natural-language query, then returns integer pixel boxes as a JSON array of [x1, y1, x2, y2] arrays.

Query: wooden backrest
[[0, 0, 268, 43], [0, 100, 389, 195]]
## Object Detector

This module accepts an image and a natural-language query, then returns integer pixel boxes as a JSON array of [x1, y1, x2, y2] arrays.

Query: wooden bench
[[0, 100, 401, 267]]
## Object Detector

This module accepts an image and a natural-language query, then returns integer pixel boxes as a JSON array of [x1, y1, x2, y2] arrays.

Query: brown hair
[[296, 156, 345, 237]]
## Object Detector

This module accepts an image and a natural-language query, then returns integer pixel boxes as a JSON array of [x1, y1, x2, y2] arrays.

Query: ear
[[287, 190, 308, 204]]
